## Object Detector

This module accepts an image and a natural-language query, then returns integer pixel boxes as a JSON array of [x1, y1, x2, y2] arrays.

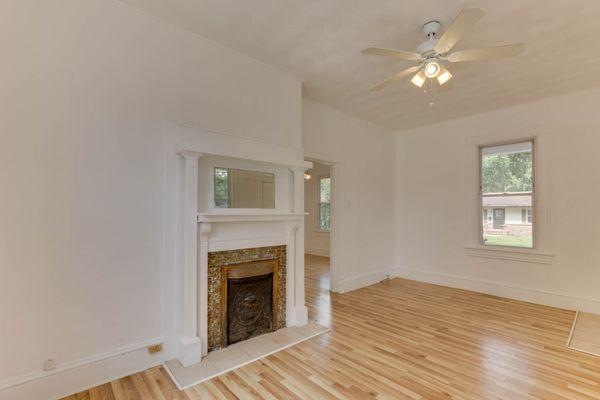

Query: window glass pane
[[319, 177, 331, 231], [320, 177, 331, 203], [481, 141, 533, 248]]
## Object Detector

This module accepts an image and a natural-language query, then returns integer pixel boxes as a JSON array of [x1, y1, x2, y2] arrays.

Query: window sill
[[313, 230, 330, 235], [465, 245, 554, 265]]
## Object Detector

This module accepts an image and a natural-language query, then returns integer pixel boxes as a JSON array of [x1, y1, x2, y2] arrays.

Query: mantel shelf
[[197, 212, 307, 223]]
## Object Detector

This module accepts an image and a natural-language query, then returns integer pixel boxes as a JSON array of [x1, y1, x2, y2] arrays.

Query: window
[[318, 177, 331, 231], [480, 140, 533, 248], [521, 208, 533, 224]]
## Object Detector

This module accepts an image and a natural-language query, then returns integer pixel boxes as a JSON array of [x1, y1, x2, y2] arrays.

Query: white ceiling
[[121, 0, 600, 131]]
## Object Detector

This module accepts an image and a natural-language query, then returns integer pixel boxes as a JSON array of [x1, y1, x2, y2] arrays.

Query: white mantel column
[[290, 167, 308, 326], [178, 151, 203, 366]]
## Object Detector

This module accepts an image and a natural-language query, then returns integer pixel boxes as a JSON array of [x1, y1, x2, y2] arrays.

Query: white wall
[[304, 162, 331, 257], [302, 98, 396, 291], [395, 86, 600, 313], [0, 1, 301, 398]]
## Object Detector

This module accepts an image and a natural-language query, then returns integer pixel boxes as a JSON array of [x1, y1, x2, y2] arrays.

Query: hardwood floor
[[63, 255, 600, 399]]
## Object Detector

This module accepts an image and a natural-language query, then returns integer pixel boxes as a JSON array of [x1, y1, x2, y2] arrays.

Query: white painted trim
[[303, 151, 342, 165], [464, 245, 554, 264], [0, 337, 163, 391], [396, 267, 600, 314], [174, 123, 311, 169], [305, 247, 330, 257], [197, 212, 306, 223], [290, 167, 308, 327], [179, 152, 203, 365], [465, 125, 552, 263], [336, 267, 397, 294]]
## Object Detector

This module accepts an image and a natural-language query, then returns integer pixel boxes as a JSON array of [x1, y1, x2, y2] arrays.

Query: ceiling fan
[[362, 7, 524, 91]]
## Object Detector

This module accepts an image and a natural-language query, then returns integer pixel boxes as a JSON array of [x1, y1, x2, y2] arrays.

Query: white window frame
[[465, 127, 553, 264], [479, 139, 535, 249], [316, 174, 331, 233]]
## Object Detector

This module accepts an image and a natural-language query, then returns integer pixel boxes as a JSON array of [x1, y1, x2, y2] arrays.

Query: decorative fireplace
[[175, 142, 310, 366], [207, 246, 286, 352]]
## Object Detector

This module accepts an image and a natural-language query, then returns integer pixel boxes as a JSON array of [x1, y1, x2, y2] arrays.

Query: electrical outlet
[[147, 343, 163, 354]]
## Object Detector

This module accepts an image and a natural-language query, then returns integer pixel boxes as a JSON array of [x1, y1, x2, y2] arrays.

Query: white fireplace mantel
[[197, 212, 307, 223], [174, 124, 311, 367]]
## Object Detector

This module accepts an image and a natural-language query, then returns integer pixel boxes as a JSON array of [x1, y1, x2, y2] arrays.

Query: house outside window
[[318, 177, 331, 231], [480, 140, 534, 248]]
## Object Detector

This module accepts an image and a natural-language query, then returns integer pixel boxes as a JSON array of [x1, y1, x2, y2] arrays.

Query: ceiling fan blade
[[434, 7, 486, 54], [371, 65, 422, 91], [362, 47, 422, 61], [447, 43, 524, 62]]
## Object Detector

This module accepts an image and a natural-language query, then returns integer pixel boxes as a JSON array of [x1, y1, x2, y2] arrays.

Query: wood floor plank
[[60, 254, 600, 399]]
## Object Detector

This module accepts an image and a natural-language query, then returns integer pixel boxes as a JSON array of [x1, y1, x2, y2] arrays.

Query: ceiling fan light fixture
[[424, 60, 440, 78], [362, 8, 524, 92], [410, 71, 426, 88], [437, 67, 452, 85]]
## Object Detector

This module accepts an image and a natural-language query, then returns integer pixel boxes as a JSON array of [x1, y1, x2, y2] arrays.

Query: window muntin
[[318, 177, 331, 231], [480, 140, 534, 249]]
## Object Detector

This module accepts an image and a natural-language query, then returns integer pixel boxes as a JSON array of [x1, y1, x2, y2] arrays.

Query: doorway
[[303, 154, 342, 295]]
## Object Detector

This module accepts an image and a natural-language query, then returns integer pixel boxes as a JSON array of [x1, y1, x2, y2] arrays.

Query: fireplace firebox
[[220, 259, 279, 348]]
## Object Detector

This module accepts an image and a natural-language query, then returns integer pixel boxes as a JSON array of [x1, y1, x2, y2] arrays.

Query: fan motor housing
[[421, 20, 441, 38], [417, 20, 441, 54]]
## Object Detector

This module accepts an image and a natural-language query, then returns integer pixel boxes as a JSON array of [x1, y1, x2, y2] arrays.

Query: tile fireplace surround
[[207, 246, 287, 352]]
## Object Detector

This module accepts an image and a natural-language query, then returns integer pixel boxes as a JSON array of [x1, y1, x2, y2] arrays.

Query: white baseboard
[[0, 337, 164, 400], [305, 247, 330, 257], [335, 267, 396, 294], [396, 267, 600, 314]]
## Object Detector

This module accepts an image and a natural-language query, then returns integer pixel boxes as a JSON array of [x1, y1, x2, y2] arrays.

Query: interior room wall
[[395, 86, 600, 313], [0, 1, 301, 398], [304, 162, 331, 257], [302, 97, 397, 292]]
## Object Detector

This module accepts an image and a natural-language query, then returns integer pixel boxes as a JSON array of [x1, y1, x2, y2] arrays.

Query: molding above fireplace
[[175, 123, 312, 169], [197, 212, 306, 223]]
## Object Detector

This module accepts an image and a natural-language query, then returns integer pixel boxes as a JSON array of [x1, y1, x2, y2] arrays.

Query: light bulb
[[304, 173, 311, 180], [424, 60, 440, 78]]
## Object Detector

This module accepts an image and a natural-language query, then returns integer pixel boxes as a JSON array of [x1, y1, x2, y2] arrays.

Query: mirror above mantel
[[214, 167, 275, 209]]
